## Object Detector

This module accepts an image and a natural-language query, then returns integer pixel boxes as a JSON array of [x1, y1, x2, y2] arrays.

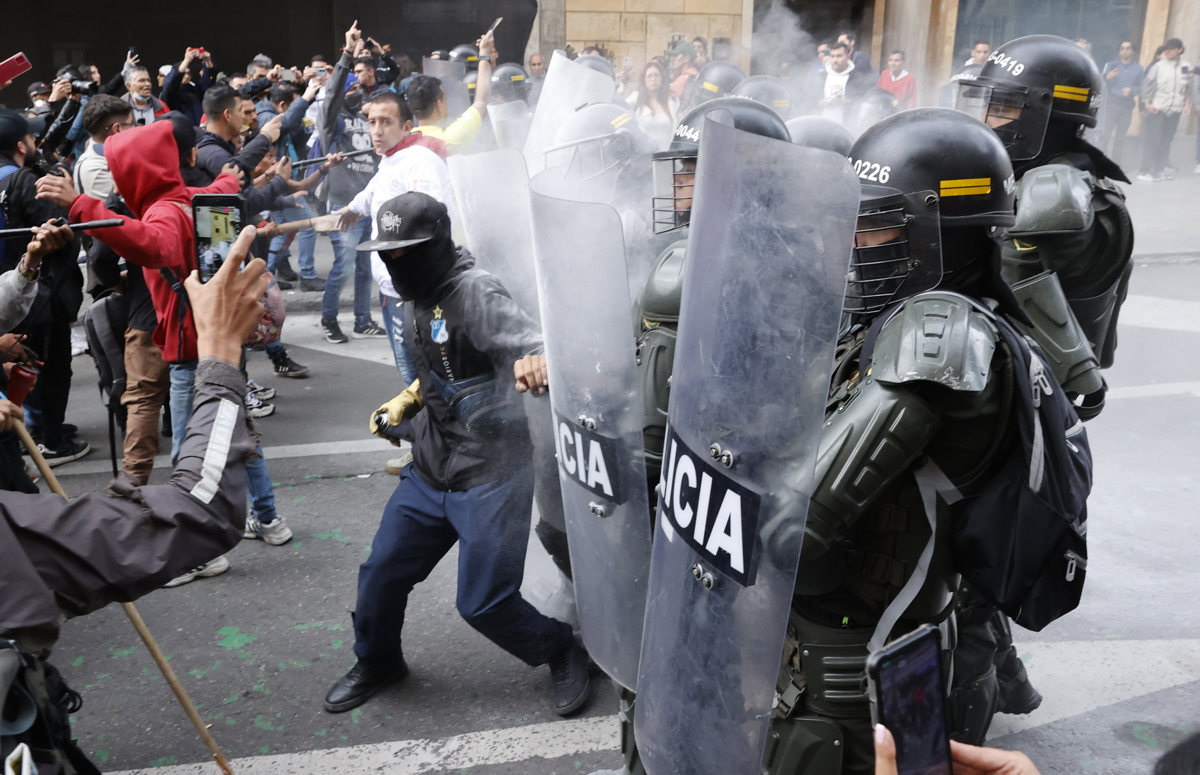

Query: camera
[[70, 79, 98, 96]]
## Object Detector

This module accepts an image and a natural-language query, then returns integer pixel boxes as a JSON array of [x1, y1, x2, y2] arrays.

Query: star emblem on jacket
[[431, 305, 449, 344]]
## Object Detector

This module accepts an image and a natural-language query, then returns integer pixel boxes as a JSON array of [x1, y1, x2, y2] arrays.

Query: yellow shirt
[[412, 106, 483, 155]]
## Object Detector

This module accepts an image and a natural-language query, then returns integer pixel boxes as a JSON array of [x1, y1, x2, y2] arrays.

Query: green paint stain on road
[[292, 496, 307, 503], [331, 640, 344, 650], [147, 756, 177, 767], [315, 729, 328, 737], [259, 746, 271, 754], [95, 751, 109, 763], [109, 646, 137, 659], [313, 528, 353, 543], [226, 718, 237, 725], [188, 661, 222, 678], [216, 626, 257, 650], [351, 708, 363, 724], [253, 715, 283, 732], [71, 656, 84, 667], [295, 621, 325, 631]]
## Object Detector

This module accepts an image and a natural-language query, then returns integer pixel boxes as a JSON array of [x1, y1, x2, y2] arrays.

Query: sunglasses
[[820, 49, 831, 56]]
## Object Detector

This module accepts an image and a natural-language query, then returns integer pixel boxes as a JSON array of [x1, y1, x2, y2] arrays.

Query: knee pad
[[948, 663, 997, 745]]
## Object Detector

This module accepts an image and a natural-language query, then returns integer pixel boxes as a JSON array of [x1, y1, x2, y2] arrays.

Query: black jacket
[[195, 129, 289, 212], [405, 254, 542, 491]]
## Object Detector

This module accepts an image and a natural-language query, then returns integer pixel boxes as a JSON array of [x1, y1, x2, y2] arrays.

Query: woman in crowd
[[627, 60, 676, 150]]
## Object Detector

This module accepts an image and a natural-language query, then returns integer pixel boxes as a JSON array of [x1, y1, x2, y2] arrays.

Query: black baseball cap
[[27, 82, 50, 98], [359, 192, 448, 252], [0, 109, 30, 151]]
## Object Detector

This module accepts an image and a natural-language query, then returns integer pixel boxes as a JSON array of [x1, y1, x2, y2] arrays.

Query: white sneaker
[[1136, 172, 1156, 182], [244, 513, 294, 545], [247, 378, 276, 401], [1193, 164, 1200, 175], [245, 389, 276, 418], [70, 326, 88, 357], [1163, 166, 1176, 179], [165, 554, 231, 588]]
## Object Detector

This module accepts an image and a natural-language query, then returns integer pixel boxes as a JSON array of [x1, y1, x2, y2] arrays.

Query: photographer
[[0, 109, 86, 466]]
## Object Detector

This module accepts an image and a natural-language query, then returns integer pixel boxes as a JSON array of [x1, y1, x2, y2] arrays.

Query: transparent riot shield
[[522, 51, 617, 176], [634, 120, 860, 775], [489, 99, 532, 150], [422, 57, 470, 120], [448, 149, 539, 322], [528, 167, 653, 690]]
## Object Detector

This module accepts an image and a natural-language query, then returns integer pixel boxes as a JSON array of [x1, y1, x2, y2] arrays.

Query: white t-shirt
[[346, 143, 458, 299]]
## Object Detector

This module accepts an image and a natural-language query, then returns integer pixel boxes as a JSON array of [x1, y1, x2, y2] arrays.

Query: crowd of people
[[0, 15, 1192, 775]]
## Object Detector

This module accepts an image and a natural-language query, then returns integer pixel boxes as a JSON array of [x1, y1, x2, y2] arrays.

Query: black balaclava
[[938, 226, 1028, 324], [381, 215, 463, 303]]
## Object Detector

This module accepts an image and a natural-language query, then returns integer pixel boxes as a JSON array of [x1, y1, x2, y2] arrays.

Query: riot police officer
[[765, 108, 1027, 774], [950, 34, 1135, 743]]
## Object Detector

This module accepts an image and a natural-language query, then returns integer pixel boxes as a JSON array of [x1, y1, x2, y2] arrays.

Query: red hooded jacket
[[69, 121, 238, 363]]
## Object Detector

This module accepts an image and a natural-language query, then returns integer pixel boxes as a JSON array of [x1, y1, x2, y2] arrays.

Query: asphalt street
[[40, 146, 1200, 774]]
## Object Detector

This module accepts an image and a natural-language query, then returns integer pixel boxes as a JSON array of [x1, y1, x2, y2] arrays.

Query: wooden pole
[[15, 420, 235, 775]]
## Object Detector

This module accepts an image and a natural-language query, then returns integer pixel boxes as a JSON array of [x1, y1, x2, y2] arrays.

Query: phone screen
[[874, 631, 952, 775], [194, 200, 245, 283]]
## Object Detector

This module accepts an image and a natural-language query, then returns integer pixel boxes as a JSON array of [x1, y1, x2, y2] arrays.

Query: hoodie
[[69, 121, 239, 362]]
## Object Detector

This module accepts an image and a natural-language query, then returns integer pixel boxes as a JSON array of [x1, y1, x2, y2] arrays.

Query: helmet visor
[[651, 152, 696, 234], [960, 83, 1051, 161], [846, 190, 943, 319], [544, 133, 631, 203]]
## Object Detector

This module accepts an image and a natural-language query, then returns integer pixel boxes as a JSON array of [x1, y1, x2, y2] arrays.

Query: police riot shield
[[422, 57, 470, 121], [448, 149, 539, 321], [528, 167, 653, 690], [522, 51, 617, 176], [489, 99, 532, 150], [634, 120, 859, 775]]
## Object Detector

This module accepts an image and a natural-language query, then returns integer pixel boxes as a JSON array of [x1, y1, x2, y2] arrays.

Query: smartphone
[[280, 69, 297, 82], [0, 53, 32, 85], [193, 194, 247, 283], [866, 625, 952, 775], [315, 66, 328, 77], [488, 16, 503, 33]]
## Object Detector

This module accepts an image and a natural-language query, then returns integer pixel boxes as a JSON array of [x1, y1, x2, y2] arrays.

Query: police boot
[[549, 640, 591, 716], [323, 658, 409, 713]]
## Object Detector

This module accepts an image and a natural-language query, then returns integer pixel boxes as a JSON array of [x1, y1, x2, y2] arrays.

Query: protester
[[667, 40, 699, 98], [876, 49, 916, 108], [692, 36, 710, 68], [121, 66, 168, 126], [161, 47, 215, 126], [408, 26, 498, 155], [73, 94, 133, 199], [322, 192, 591, 718], [816, 42, 872, 121], [0, 109, 87, 466], [967, 39, 992, 66], [839, 30, 875, 75]]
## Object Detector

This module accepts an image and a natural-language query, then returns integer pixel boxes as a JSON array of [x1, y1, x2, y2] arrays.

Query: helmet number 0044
[[851, 158, 891, 184]]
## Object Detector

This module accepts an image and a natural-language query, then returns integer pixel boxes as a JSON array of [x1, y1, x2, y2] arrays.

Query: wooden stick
[[15, 420, 236, 775]]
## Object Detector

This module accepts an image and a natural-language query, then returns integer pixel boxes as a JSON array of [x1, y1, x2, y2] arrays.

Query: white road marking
[[1120, 295, 1200, 334], [106, 715, 619, 774]]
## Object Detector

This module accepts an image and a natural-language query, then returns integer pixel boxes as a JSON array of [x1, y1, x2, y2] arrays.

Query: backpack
[[947, 300, 1092, 632], [0, 165, 19, 232], [867, 294, 1092, 650], [1, 641, 100, 775], [81, 293, 130, 478]]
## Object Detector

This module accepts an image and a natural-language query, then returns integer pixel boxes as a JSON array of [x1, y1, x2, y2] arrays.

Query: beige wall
[[540, 0, 751, 77]]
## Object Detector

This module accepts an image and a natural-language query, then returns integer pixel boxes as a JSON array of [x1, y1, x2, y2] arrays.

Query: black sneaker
[[322, 320, 349, 344], [274, 260, 298, 282], [272, 354, 310, 378], [37, 438, 92, 468], [548, 641, 591, 716], [275, 278, 294, 291], [352, 321, 387, 338], [323, 659, 409, 713], [300, 277, 327, 292]]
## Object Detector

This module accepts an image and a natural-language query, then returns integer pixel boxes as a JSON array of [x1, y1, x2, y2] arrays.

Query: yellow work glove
[[368, 379, 422, 439]]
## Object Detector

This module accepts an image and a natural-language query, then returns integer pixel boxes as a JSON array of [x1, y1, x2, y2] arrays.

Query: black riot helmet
[[464, 70, 478, 99], [730, 74, 792, 118], [449, 44, 480, 71], [544, 102, 651, 201], [964, 34, 1102, 161], [845, 108, 1015, 319], [652, 97, 790, 234], [429, 49, 451, 61], [491, 62, 530, 103], [844, 88, 900, 137], [692, 61, 746, 105], [575, 54, 615, 80], [785, 116, 853, 155]]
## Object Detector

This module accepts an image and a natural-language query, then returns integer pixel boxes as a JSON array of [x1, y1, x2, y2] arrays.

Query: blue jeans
[[352, 463, 572, 667], [168, 362, 278, 524], [379, 293, 417, 384], [268, 200, 317, 279], [324, 200, 375, 326]]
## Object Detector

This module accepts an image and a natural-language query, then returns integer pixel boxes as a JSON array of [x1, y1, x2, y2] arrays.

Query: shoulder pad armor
[[1008, 163, 1095, 237], [639, 239, 688, 326], [871, 291, 999, 392]]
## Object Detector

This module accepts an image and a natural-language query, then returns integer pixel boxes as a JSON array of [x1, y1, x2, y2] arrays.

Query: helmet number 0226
[[851, 158, 891, 184]]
